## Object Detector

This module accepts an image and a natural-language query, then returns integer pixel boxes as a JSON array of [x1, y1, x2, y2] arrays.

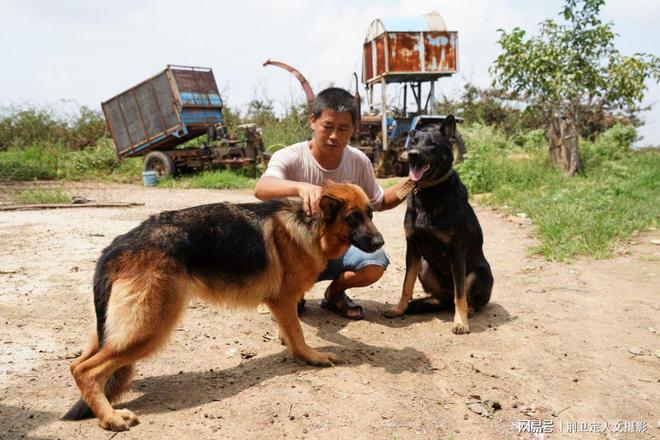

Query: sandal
[[320, 291, 364, 320]]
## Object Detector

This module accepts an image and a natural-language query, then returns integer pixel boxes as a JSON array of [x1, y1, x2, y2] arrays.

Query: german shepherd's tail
[[62, 397, 94, 420], [62, 254, 134, 420]]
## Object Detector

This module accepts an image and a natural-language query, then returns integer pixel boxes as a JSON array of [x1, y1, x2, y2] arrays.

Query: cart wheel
[[144, 151, 175, 177]]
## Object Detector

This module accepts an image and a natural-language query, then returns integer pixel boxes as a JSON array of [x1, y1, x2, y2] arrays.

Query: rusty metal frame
[[164, 67, 183, 128], [116, 96, 135, 148], [263, 59, 315, 112], [381, 77, 388, 151], [131, 89, 149, 142], [148, 80, 168, 135]]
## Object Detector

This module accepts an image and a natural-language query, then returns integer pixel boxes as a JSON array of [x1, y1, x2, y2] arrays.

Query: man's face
[[310, 109, 354, 158]]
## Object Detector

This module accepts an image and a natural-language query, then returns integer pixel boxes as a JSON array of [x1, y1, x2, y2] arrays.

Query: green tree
[[244, 99, 278, 127], [491, 0, 660, 175]]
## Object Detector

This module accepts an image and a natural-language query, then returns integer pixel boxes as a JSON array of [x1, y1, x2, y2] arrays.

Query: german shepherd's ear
[[319, 195, 344, 222], [440, 115, 456, 140]]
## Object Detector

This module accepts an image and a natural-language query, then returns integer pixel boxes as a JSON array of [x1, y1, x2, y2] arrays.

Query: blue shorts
[[317, 245, 390, 281]]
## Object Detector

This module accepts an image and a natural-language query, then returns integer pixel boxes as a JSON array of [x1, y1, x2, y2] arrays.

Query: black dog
[[384, 115, 493, 334]]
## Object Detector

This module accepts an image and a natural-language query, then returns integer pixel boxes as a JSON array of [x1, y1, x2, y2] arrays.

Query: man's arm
[[378, 179, 409, 211], [254, 176, 322, 216]]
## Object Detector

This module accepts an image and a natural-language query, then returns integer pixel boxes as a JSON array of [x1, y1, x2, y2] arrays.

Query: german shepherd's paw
[[382, 307, 405, 319], [99, 409, 139, 431], [304, 350, 337, 366], [451, 322, 470, 335]]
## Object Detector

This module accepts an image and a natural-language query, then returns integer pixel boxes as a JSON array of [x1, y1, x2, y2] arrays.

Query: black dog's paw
[[383, 308, 405, 319], [451, 322, 470, 335]]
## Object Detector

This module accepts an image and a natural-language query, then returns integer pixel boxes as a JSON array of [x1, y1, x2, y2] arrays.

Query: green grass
[[57, 138, 142, 181], [382, 178, 405, 188], [0, 139, 142, 182], [0, 144, 61, 180], [157, 169, 257, 190], [10, 189, 70, 204], [457, 124, 659, 261], [0, 135, 259, 190], [2, 102, 656, 263]]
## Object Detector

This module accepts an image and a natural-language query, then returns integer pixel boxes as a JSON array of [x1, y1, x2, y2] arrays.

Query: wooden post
[[381, 77, 388, 151]]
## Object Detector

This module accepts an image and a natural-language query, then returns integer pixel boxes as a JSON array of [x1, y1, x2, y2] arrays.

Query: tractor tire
[[144, 151, 175, 177]]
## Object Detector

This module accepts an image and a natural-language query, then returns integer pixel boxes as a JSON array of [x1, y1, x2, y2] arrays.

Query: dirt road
[[1, 182, 658, 439]]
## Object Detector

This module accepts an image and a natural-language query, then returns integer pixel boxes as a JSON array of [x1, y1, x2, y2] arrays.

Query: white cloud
[[0, 0, 658, 145], [604, 0, 660, 21]]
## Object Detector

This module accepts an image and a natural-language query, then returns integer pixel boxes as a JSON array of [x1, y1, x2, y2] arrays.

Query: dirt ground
[[0, 181, 658, 440]]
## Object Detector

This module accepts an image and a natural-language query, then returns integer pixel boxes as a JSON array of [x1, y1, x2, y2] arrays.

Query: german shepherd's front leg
[[384, 242, 421, 318], [449, 250, 469, 334], [265, 294, 337, 366]]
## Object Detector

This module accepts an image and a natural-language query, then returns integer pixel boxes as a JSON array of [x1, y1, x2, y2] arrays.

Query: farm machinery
[[101, 65, 266, 177], [264, 11, 464, 177]]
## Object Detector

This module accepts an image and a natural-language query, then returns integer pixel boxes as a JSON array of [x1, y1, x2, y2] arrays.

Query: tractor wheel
[[144, 151, 175, 177]]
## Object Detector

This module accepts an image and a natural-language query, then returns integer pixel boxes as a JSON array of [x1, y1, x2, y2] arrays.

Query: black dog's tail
[[63, 253, 125, 421]]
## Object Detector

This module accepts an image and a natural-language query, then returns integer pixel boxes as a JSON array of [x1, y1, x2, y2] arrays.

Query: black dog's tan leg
[[384, 245, 421, 318], [450, 253, 469, 334], [266, 295, 336, 366]]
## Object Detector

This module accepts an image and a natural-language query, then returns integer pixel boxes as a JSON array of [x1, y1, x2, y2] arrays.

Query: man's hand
[[298, 183, 323, 216], [380, 179, 410, 211], [255, 176, 323, 216]]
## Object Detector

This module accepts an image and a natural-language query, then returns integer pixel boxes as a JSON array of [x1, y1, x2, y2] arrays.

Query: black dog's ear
[[440, 115, 456, 140], [319, 195, 344, 222]]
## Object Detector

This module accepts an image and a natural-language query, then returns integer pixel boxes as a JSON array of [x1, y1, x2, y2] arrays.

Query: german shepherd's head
[[407, 115, 456, 183], [318, 183, 384, 258]]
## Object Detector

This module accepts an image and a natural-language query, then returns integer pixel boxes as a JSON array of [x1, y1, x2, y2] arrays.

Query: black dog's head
[[407, 115, 456, 183]]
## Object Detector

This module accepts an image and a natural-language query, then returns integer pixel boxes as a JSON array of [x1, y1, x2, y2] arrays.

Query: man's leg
[[318, 246, 389, 319]]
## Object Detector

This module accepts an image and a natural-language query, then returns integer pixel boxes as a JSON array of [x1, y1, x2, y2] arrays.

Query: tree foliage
[[491, 0, 660, 117], [490, 0, 659, 174], [0, 105, 108, 151]]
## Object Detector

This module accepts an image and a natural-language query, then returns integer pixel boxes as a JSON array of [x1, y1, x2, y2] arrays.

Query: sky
[[1, 0, 658, 145]]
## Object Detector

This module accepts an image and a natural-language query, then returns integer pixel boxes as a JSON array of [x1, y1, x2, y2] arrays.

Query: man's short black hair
[[312, 87, 359, 125]]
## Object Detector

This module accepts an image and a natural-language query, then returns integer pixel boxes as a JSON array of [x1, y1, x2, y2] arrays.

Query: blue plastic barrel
[[142, 170, 158, 186]]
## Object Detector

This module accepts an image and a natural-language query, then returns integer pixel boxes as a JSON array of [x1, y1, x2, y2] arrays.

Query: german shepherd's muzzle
[[63, 183, 382, 431]]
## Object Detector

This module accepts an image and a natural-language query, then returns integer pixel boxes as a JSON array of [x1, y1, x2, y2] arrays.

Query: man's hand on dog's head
[[298, 183, 323, 216]]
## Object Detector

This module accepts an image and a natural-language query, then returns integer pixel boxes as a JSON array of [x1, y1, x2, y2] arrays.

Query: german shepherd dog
[[384, 116, 493, 334], [63, 183, 383, 431]]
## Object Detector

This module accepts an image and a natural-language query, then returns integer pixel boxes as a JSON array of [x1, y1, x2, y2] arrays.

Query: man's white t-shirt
[[262, 141, 385, 210]]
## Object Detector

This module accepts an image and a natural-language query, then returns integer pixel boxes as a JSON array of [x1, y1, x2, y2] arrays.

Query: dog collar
[[395, 169, 455, 200]]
